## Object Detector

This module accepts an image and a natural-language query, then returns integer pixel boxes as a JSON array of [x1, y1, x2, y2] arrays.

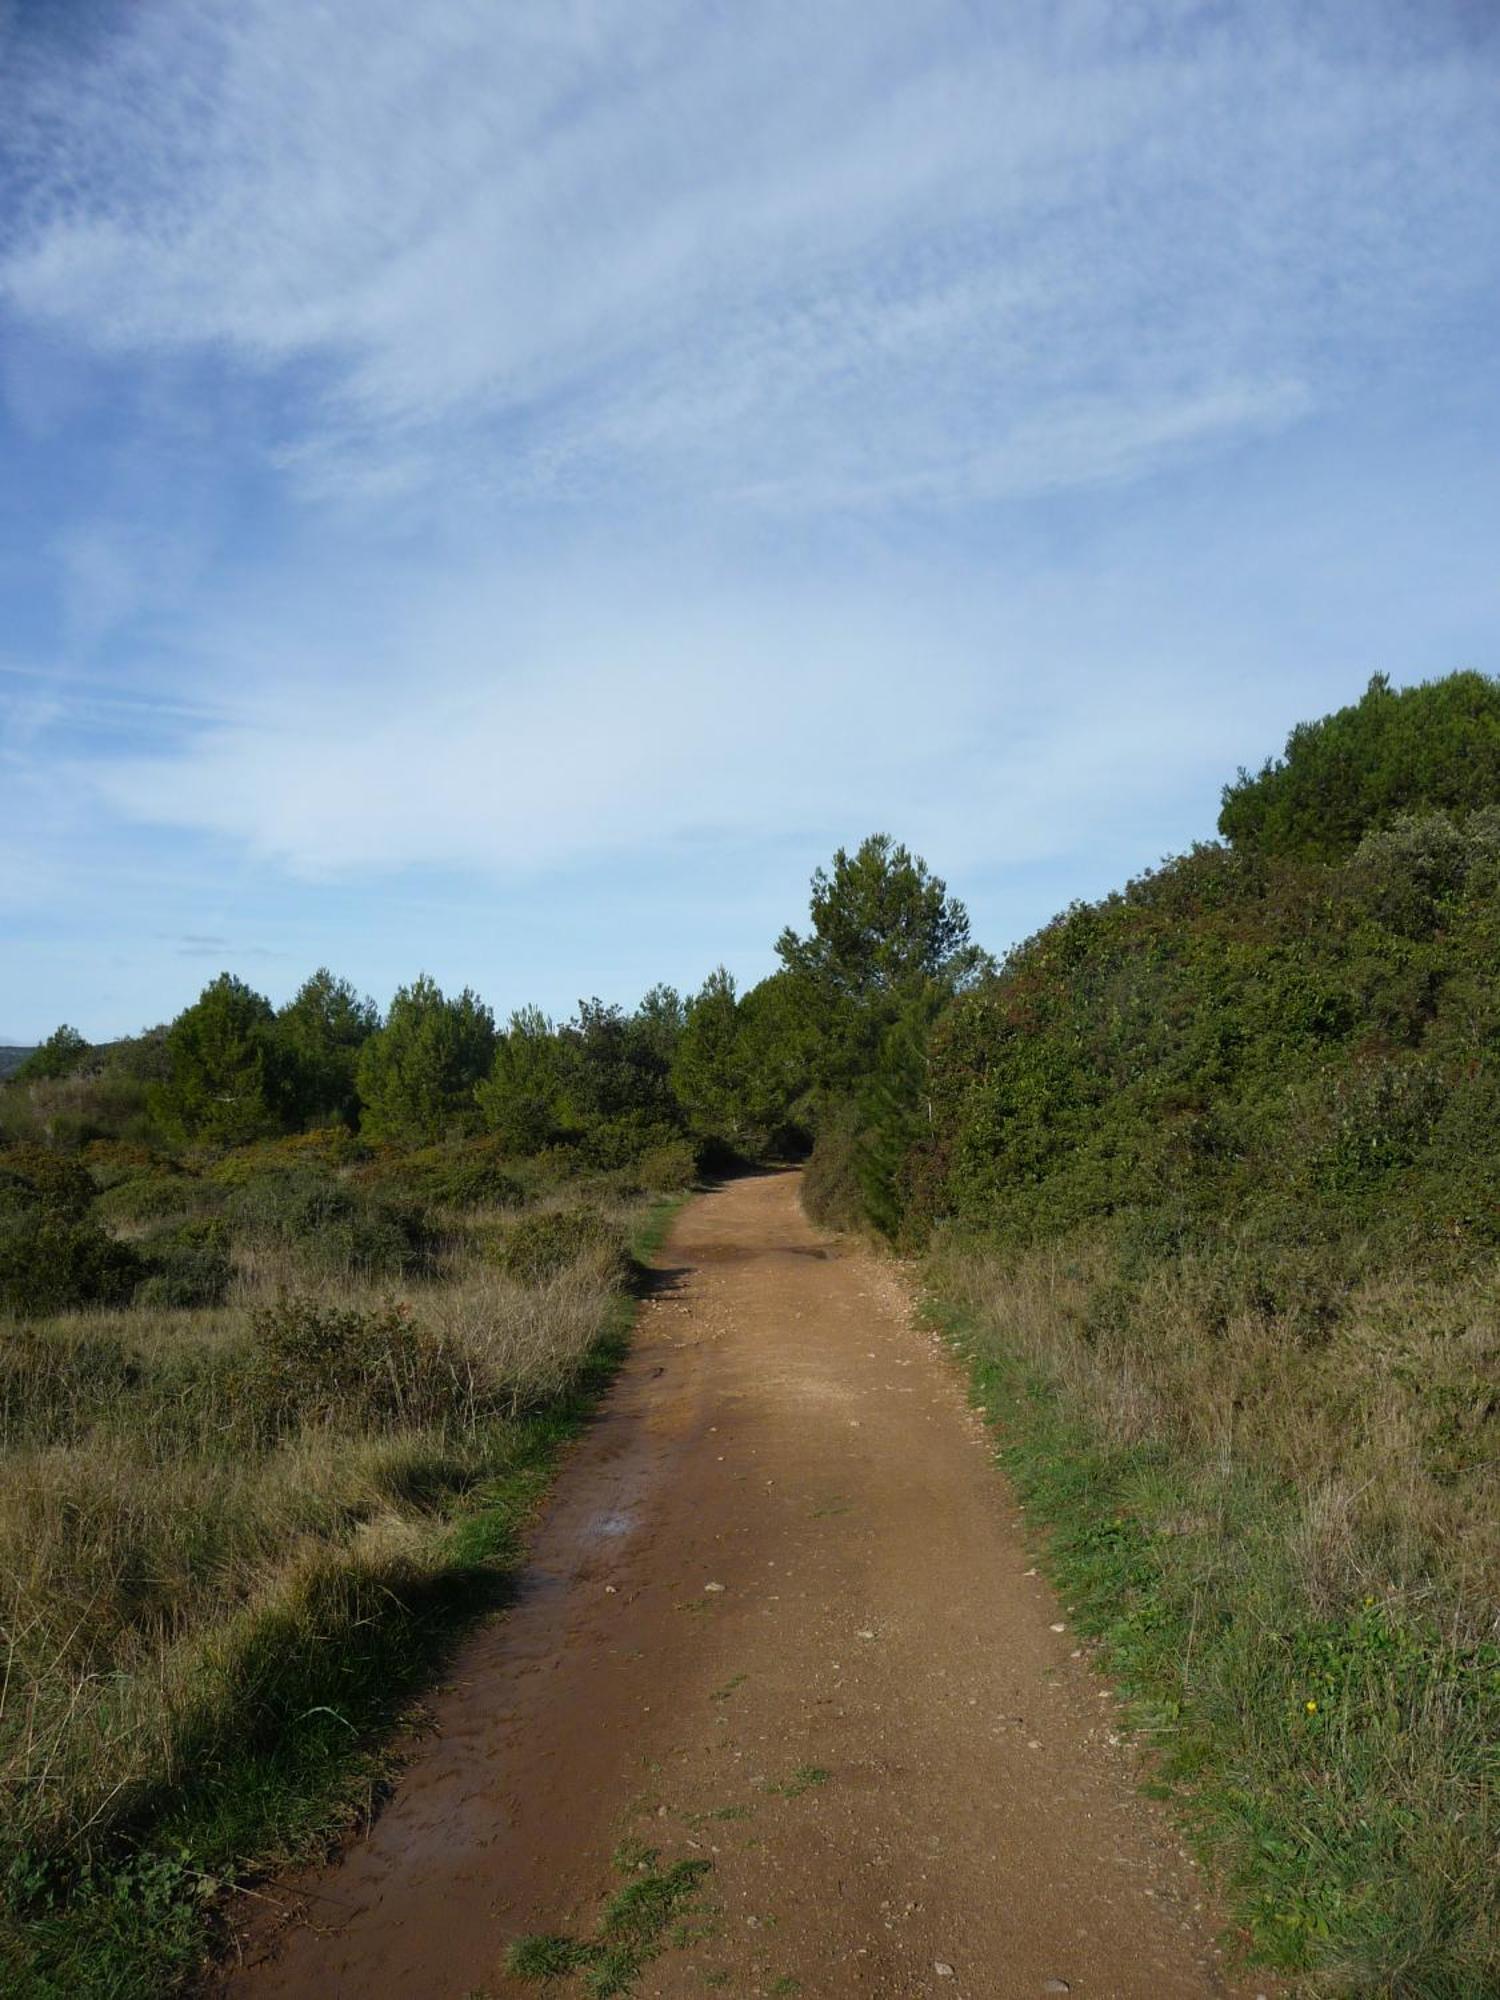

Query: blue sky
[[2, 0, 1498, 1041]]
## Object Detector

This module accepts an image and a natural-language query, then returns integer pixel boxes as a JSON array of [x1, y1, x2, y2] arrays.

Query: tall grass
[[930, 1231, 1499, 1997], [0, 1187, 662, 1997]]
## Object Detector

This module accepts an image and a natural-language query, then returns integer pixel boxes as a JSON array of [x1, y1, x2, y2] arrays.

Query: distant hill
[[0, 1048, 35, 1080]]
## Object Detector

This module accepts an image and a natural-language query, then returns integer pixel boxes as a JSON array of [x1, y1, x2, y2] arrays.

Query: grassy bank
[[926, 1237, 1498, 2000], [0, 1152, 684, 1999]]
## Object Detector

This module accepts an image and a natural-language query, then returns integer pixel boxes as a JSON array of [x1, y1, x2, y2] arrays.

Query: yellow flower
[[1305, 1700, 1318, 1714]]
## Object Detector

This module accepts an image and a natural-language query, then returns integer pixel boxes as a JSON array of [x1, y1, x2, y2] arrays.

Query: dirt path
[[227, 1172, 1266, 2000]]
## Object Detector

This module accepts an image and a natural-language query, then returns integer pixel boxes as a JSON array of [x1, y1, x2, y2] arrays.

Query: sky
[[1, 0, 1498, 1042]]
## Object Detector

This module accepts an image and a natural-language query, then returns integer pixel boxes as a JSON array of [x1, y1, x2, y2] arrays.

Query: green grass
[[769, 1765, 829, 1800], [0, 1193, 686, 1998], [926, 1287, 1500, 1999], [505, 1843, 713, 1996]]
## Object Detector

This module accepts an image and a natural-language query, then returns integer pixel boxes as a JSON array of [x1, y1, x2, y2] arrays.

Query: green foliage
[[14, 1026, 91, 1083], [95, 1170, 217, 1226], [476, 1006, 570, 1152], [900, 817, 1500, 1258], [0, 1211, 141, 1318], [562, 994, 682, 1128], [134, 1219, 232, 1309], [776, 832, 973, 1006], [0, 1145, 94, 1220], [670, 968, 753, 1147], [227, 1168, 431, 1278], [496, 1206, 631, 1285], [771, 835, 984, 1172], [1220, 669, 1500, 860], [357, 1139, 524, 1211], [151, 975, 297, 1146], [356, 976, 496, 1145], [630, 1139, 698, 1193], [277, 969, 378, 1129], [799, 1102, 864, 1230], [233, 1295, 459, 1439]]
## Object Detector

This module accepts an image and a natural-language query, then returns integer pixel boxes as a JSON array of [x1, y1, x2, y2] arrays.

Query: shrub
[[81, 1139, 168, 1189], [227, 1168, 432, 1278], [134, 1218, 233, 1310], [234, 1296, 465, 1438], [632, 1139, 698, 1193], [1219, 670, 1500, 861], [95, 1171, 218, 1226], [359, 1142, 525, 1211], [800, 1106, 865, 1230], [0, 1144, 95, 1219], [496, 1206, 632, 1286], [0, 1211, 142, 1318], [578, 1112, 682, 1172]]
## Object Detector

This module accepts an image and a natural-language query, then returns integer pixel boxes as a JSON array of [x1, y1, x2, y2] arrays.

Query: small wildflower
[[1305, 1700, 1318, 1714]]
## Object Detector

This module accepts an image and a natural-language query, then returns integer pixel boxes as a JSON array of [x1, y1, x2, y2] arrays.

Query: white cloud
[[3, 2, 1491, 514]]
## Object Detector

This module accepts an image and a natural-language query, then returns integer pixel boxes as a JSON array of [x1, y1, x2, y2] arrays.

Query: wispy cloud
[[5, 3, 1491, 515]]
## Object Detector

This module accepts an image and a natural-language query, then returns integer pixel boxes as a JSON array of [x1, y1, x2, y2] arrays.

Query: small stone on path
[[704, 1581, 726, 1592], [934, 1963, 955, 1978]]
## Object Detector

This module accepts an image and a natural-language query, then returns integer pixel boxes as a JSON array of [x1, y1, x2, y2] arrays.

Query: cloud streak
[[5, 2, 1492, 515]]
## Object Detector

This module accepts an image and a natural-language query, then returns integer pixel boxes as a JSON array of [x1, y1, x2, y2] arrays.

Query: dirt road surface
[[227, 1172, 1267, 2000]]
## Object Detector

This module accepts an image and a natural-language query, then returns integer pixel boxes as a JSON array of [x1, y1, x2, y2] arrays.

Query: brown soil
[[224, 1171, 1271, 2000]]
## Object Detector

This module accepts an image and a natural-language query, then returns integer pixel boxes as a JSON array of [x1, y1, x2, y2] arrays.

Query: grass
[[505, 1843, 713, 1996], [926, 1236, 1500, 1999], [768, 1765, 829, 1800], [0, 1184, 686, 1997]]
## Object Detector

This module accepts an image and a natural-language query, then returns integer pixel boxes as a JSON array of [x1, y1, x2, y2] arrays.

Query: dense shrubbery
[[134, 1218, 233, 1309], [94, 1169, 217, 1225], [227, 1168, 433, 1279], [496, 1205, 633, 1286], [1219, 669, 1500, 859], [898, 808, 1500, 1259], [233, 1295, 462, 1439], [0, 1210, 142, 1318]]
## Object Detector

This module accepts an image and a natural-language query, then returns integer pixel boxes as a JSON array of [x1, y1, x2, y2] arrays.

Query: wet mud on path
[[224, 1172, 1268, 2000]]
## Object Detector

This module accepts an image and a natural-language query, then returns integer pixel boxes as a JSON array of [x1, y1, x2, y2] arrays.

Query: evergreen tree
[[775, 834, 979, 1098], [476, 1005, 569, 1153], [356, 976, 496, 1144], [152, 975, 296, 1144], [671, 969, 748, 1143], [277, 968, 378, 1128], [15, 1025, 91, 1082]]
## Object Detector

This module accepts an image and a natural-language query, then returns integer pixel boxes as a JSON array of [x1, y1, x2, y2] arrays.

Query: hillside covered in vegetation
[[3, 670, 1497, 1996]]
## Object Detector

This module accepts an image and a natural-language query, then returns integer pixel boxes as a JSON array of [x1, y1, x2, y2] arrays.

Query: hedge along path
[[225, 1172, 1269, 2000]]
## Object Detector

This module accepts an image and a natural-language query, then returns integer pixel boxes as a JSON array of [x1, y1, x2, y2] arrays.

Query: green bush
[[577, 1112, 683, 1172], [81, 1139, 169, 1190], [0, 1144, 95, 1219], [227, 1169, 432, 1278], [0, 1211, 141, 1318], [496, 1206, 631, 1285], [95, 1171, 218, 1225], [800, 1105, 864, 1230], [234, 1295, 466, 1438], [134, 1218, 233, 1310], [1219, 670, 1500, 860], [631, 1139, 698, 1193], [359, 1142, 525, 1211]]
